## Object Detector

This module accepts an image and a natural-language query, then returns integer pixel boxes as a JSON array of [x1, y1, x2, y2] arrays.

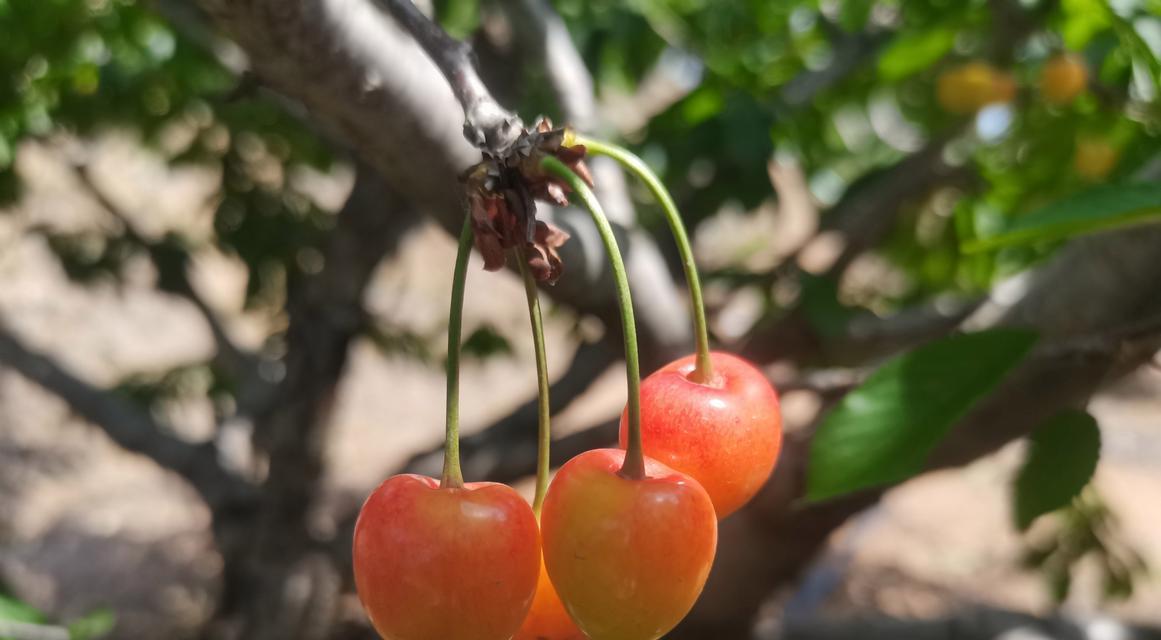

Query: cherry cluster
[[351, 127, 783, 640]]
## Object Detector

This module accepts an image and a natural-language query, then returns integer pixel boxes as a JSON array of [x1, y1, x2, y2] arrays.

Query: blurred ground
[[1, 137, 1158, 638]]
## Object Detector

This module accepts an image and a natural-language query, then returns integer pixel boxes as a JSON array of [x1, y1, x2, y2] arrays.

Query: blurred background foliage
[[1, 0, 1160, 634], [2, 0, 1157, 376]]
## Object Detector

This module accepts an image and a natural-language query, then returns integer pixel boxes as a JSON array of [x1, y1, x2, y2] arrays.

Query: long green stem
[[441, 215, 474, 489], [574, 135, 715, 383], [540, 155, 645, 480], [515, 247, 552, 515]]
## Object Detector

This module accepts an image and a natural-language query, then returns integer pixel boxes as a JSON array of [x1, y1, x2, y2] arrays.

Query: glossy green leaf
[[807, 329, 1038, 502], [459, 325, 513, 360], [1014, 410, 1101, 531], [962, 183, 1161, 253], [878, 25, 958, 81]]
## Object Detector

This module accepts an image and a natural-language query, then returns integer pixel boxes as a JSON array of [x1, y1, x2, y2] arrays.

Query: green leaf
[[1013, 410, 1101, 531], [878, 25, 958, 81], [962, 183, 1161, 253], [68, 609, 115, 640], [806, 329, 1038, 502], [0, 593, 45, 624], [458, 325, 512, 361]]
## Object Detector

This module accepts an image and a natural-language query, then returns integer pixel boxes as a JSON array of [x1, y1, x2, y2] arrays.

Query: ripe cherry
[[621, 351, 781, 518], [936, 62, 1016, 115], [1040, 53, 1088, 105], [513, 556, 585, 640], [353, 474, 540, 640], [541, 448, 717, 640], [937, 62, 1002, 114], [1074, 137, 1118, 181]]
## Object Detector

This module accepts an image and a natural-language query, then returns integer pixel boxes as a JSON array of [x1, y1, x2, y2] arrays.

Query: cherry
[[621, 351, 781, 518], [1040, 53, 1087, 105], [513, 556, 585, 640], [1074, 137, 1118, 181], [541, 448, 717, 640], [353, 474, 540, 640], [936, 62, 1012, 115]]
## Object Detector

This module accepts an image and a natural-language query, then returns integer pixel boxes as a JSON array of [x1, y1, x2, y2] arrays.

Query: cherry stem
[[540, 155, 646, 480], [515, 246, 552, 515], [574, 135, 715, 383], [441, 215, 473, 489]]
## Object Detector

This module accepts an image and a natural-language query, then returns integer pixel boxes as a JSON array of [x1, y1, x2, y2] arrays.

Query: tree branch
[[67, 159, 260, 385], [773, 608, 1161, 640], [498, 0, 596, 131], [0, 324, 251, 511], [196, 0, 693, 376], [397, 339, 618, 479], [672, 223, 1161, 638], [371, 0, 522, 153], [227, 162, 419, 640]]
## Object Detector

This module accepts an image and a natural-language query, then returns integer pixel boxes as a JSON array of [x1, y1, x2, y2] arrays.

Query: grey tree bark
[[195, 0, 693, 369]]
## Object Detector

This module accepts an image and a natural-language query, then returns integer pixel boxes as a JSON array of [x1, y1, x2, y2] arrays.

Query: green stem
[[515, 247, 552, 515], [574, 135, 715, 383], [540, 155, 645, 480], [441, 215, 473, 489]]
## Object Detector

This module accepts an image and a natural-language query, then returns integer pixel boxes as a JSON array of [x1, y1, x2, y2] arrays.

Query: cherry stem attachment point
[[540, 155, 645, 480], [441, 215, 474, 489], [515, 246, 552, 515], [574, 135, 715, 383]]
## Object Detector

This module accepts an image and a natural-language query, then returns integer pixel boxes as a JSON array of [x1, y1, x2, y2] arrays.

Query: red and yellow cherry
[[353, 474, 540, 640], [513, 556, 585, 640], [1074, 137, 1118, 181], [541, 448, 717, 640], [1040, 53, 1088, 105], [937, 62, 1003, 114], [620, 351, 781, 518]]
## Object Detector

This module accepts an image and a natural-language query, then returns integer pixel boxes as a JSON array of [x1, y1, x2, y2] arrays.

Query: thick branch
[[229, 163, 418, 640], [371, 0, 522, 152], [197, 0, 692, 374], [499, 0, 596, 131], [0, 324, 250, 511]]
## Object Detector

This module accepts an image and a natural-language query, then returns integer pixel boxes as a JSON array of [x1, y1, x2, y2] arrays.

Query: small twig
[[373, 0, 522, 153]]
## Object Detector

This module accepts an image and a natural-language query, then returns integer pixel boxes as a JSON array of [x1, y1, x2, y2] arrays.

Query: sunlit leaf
[[807, 329, 1038, 502], [961, 182, 1161, 253], [878, 25, 958, 81]]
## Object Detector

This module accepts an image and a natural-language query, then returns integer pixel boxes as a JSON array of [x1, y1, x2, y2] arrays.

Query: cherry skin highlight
[[513, 556, 585, 640], [621, 351, 782, 518], [541, 448, 718, 640], [352, 474, 540, 640]]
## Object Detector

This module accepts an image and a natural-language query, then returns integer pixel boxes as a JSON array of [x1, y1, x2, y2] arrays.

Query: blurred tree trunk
[[208, 164, 419, 640]]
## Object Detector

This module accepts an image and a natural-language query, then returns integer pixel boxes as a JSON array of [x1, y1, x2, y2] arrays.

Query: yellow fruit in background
[[1040, 54, 1088, 105], [989, 71, 1017, 104], [1073, 138, 1118, 181], [937, 62, 1014, 114]]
